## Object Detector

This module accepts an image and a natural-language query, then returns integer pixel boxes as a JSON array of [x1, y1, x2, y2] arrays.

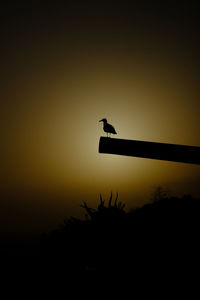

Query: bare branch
[[108, 192, 112, 208], [114, 192, 119, 206]]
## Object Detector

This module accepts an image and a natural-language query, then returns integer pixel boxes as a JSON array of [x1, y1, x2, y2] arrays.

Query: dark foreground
[[40, 193, 200, 274], [0, 192, 199, 277]]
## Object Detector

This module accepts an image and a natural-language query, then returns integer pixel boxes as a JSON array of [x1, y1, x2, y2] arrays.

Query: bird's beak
[[99, 119, 103, 122]]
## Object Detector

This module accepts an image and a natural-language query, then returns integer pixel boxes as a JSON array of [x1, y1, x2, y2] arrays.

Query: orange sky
[[0, 1, 200, 235]]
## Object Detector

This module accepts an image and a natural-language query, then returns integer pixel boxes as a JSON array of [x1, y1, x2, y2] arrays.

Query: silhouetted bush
[[40, 192, 200, 273]]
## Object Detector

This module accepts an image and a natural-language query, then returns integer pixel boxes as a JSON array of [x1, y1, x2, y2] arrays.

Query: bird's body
[[99, 118, 117, 137]]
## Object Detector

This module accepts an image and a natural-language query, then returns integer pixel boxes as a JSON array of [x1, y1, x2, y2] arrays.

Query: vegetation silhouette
[[40, 190, 200, 273]]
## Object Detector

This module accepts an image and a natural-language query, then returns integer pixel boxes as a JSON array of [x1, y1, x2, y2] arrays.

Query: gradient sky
[[1, 1, 200, 236]]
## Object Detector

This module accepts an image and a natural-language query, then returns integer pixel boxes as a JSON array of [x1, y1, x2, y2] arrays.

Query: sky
[[0, 1, 200, 237]]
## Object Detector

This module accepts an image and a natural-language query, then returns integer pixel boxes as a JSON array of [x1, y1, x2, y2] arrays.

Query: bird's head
[[99, 118, 107, 123]]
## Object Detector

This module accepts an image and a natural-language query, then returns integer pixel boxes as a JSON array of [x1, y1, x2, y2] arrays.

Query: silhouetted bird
[[99, 118, 117, 137]]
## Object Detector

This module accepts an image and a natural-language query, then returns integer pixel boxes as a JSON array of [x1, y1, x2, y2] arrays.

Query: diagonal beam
[[99, 137, 200, 165]]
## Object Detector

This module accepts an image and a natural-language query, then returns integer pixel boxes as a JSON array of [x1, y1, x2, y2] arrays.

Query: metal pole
[[99, 137, 200, 165]]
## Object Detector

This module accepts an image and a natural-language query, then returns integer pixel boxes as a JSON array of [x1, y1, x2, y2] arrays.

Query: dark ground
[[1, 192, 199, 278]]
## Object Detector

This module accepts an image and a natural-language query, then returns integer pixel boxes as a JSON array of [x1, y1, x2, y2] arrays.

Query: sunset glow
[[1, 2, 200, 237]]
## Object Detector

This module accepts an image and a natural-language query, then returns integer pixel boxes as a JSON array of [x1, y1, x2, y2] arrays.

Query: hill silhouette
[[40, 191, 200, 273]]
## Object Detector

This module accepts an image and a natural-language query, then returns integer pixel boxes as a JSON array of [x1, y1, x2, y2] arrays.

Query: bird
[[99, 118, 117, 137]]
